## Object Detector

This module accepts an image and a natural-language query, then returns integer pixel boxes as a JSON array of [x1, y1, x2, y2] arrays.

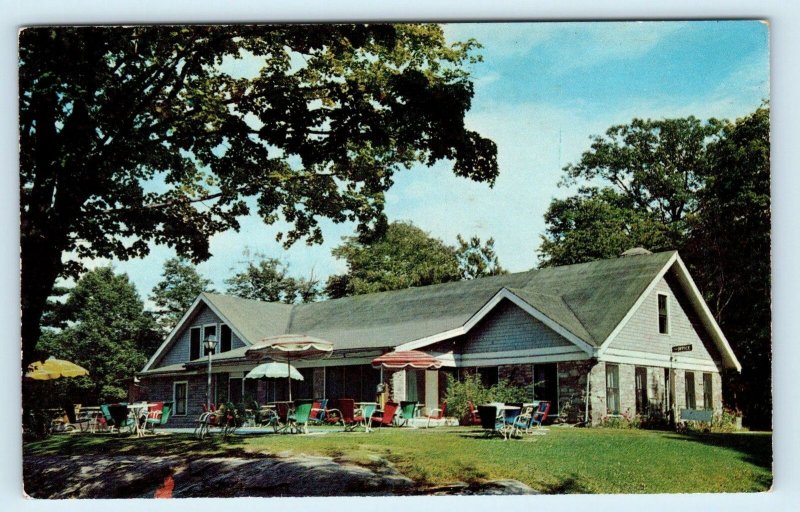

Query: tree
[[36, 268, 159, 404], [150, 257, 214, 332], [538, 106, 771, 426], [19, 24, 498, 368], [684, 106, 771, 428], [225, 256, 319, 304], [325, 221, 505, 298], [539, 116, 723, 267], [455, 234, 506, 279], [539, 188, 682, 266]]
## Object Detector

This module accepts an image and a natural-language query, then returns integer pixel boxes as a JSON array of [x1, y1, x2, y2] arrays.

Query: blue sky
[[85, 21, 769, 305]]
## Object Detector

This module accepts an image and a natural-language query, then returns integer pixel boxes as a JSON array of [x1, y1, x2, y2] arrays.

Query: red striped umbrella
[[371, 351, 443, 370]]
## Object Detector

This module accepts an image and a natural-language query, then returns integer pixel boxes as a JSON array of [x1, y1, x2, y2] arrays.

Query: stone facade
[[557, 360, 594, 422]]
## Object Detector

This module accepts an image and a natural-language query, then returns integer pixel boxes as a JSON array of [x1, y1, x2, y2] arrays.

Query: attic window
[[658, 294, 669, 334], [220, 324, 232, 353]]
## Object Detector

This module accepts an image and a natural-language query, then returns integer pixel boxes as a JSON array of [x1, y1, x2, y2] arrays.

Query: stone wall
[[557, 360, 594, 422]]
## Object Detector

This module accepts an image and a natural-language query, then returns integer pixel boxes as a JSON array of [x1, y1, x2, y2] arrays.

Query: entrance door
[[533, 363, 558, 411]]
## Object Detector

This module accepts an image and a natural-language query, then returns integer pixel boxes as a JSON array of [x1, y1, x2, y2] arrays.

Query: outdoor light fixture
[[205, 335, 218, 410]]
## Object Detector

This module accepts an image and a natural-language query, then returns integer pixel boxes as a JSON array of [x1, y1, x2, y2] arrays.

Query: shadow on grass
[[665, 431, 772, 471], [541, 473, 591, 494], [23, 432, 253, 459]]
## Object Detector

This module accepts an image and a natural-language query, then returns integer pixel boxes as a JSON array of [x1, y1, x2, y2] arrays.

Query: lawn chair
[[467, 400, 482, 426], [397, 401, 417, 427], [369, 401, 399, 429], [334, 399, 374, 432], [513, 401, 551, 435], [503, 402, 524, 428], [287, 401, 314, 434], [423, 401, 448, 428], [478, 405, 514, 440], [106, 403, 134, 434], [309, 399, 329, 425], [144, 402, 173, 435]]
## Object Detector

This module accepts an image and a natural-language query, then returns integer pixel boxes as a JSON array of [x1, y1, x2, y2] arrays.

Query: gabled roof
[[142, 250, 741, 373], [201, 293, 293, 344]]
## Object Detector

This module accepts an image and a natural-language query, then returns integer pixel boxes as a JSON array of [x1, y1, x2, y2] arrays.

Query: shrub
[[444, 373, 490, 424], [444, 374, 531, 424]]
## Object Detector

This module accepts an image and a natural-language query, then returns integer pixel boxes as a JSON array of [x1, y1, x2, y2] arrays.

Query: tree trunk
[[20, 231, 65, 371]]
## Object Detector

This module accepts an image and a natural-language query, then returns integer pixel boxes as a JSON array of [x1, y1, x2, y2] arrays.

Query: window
[[220, 324, 232, 352], [606, 364, 620, 415], [635, 367, 648, 414], [476, 366, 499, 388], [173, 381, 188, 416], [189, 327, 201, 360], [703, 373, 713, 410], [657, 294, 669, 334], [228, 377, 243, 404], [203, 324, 217, 355], [685, 372, 696, 409]]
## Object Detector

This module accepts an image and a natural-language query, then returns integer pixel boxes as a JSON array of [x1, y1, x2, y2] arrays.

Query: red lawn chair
[[369, 401, 399, 429], [467, 400, 482, 426]]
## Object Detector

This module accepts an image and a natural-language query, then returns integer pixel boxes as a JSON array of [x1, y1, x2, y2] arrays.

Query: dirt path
[[24, 453, 537, 498]]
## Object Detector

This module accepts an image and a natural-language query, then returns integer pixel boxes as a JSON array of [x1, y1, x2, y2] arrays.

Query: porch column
[[425, 370, 438, 415]]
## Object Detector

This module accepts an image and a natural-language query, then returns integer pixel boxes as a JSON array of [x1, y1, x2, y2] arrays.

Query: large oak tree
[[20, 25, 498, 368]]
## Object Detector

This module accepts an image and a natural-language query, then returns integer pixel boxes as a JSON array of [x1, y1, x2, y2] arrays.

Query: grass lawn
[[24, 426, 772, 494]]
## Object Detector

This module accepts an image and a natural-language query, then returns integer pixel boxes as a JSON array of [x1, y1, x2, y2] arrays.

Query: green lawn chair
[[287, 401, 314, 434], [397, 401, 418, 427], [105, 403, 134, 434], [144, 402, 173, 435]]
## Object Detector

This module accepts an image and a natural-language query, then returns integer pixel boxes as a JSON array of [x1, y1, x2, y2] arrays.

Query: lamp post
[[205, 335, 218, 410]]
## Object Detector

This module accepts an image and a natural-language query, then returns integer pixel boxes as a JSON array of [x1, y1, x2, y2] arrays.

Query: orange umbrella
[[25, 357, 89, 380]]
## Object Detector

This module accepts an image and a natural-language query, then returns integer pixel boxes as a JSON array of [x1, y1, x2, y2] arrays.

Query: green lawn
[[24, 426, 772, 494]]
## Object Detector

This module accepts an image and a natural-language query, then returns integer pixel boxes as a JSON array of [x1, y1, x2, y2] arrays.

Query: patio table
[[127, 402, 152, 438]]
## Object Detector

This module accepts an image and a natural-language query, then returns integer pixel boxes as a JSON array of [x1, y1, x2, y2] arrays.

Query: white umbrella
[[245, 334, 333, 402], [245, 362, 304, 381]]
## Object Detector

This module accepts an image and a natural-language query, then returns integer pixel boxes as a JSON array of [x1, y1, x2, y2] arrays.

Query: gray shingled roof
[[201, 293, 293, 344], [148, 251, 676, 371]]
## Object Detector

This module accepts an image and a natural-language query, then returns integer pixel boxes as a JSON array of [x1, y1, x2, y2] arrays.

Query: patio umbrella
[[25, 357, 89, 380], [245, 361, 304, 381], [371, 350, 443, 370], [245, 335, 333, 402], [371, 350, 443, 392]]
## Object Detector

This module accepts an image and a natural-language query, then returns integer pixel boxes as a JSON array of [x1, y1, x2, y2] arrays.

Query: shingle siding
[[609, 273, 721, 367], [156, 304, 247, 368], [462, 299, 574, 355]]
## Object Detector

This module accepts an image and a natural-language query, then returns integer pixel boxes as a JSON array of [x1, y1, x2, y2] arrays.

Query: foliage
[[19, 24, 497, 367], [35, 267, 159, 405], [538, 106, 771, 428], [456, 235, 506, 279], [150, 257, 214, 331], [539, 116, 723, 267], [225, 252, 319, 303], [444, 373, 491, 424], [684, 107, 771, 429], [597, 409, 641, 429], [325, 221, 506, 298], [325, 221, 462, 298], [444, 373, 530, 424]]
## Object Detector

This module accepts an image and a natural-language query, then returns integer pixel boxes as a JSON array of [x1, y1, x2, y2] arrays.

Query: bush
[[444, 374, 490, 424], [444, 374, 531, 424]]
